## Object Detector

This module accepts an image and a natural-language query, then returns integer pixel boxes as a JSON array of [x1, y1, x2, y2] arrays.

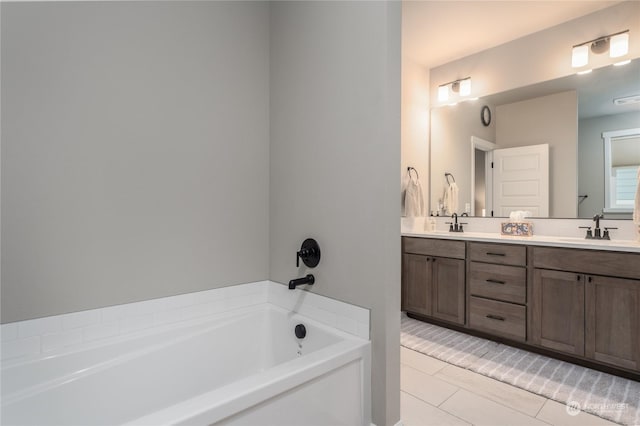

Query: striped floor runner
[[401, 314, 640, 425]]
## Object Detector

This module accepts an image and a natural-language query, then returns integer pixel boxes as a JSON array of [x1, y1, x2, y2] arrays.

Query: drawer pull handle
[[486, 279, 506, 285], [486, 314, 505, 321], [486, 252, 506, 257]]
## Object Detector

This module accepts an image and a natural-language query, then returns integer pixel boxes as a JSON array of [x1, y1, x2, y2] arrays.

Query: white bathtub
[[1, 304, 371, 425]]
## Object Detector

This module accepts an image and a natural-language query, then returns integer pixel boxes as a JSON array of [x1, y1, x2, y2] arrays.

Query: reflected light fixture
[[572, 30, 629, 69], [438, 77, 472, 102], [613, 94, 640, 106], [614, 59, 632, 67], [610, 32, 630, 58]]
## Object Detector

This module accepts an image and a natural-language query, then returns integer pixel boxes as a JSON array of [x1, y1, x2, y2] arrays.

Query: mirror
[[430, 58, 640, 219], [603, 128, 640, 213]]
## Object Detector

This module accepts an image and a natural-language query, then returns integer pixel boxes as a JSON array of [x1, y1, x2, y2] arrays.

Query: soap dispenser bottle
[[427, 216, 437, 232]]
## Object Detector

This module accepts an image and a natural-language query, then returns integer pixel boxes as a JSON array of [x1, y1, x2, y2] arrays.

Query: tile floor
[[400, 346, 620, 426]]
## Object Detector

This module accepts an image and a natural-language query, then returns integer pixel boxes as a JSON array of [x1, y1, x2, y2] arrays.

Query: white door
[[492, 144, 549, 217]]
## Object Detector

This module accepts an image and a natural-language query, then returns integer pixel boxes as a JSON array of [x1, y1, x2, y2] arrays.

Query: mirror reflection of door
[[492, 144, 550, 217], [472, 140, 550, 217]]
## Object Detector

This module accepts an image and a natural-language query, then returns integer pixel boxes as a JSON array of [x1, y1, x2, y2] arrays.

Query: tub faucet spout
[[289, 274, 315, 290]]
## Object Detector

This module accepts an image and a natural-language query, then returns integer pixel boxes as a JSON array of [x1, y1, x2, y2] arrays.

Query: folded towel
[[403, 173, 424, 217], [444, 182, 459, 215], [634, 167, 640, 225]]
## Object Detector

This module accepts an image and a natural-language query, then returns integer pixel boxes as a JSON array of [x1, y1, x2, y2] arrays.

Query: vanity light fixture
[[571, 30, 630, 69], [457, 78, 472, 97], [613, 94, 640, 106], [614, 59, 632, 67], [438, 77, 472, 102], [571, 44, 589, 68], [438, 85, 449, 102]]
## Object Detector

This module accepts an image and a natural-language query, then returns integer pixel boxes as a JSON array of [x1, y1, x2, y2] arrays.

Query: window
[[610, 165, 639, 209], [603, 128, 640, 214]]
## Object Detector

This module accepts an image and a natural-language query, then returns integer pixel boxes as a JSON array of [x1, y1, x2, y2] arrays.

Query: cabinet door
[[402, 254, 431, 316], [531, 269, 584, 356], [431, 257, 465, 325], [586, 275, 640, 371]]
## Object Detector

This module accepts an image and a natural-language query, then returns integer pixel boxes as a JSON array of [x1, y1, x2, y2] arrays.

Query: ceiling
[[402, 1, 620, 69]]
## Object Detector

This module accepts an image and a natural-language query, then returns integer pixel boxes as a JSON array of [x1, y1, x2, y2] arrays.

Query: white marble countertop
[[402, 230, 640, 253]]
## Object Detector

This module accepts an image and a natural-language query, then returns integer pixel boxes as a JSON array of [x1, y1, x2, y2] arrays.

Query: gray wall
[[401, 58, 430, 215], [496, 91, 578, 218], [430, 102, 495, 214], [269, 2, 401, 425], [1, 2, 270, 322], [578, 111, 640, 218]]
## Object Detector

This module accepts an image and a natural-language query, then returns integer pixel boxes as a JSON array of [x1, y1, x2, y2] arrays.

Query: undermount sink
[[556, 237, 638, 247], [557, 237, 602, 243]]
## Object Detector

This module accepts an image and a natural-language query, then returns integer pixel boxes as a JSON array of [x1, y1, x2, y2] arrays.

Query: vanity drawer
[[403, 237, 465, 260], [533, 247, 640, 280], [469, 262, 526, 304], [469, 242, 527, 266], [469, 296, 526, 341]]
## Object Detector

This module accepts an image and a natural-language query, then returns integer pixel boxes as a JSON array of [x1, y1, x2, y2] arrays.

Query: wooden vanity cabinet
[[586, 275, 640, 371], [402, 253, 431, 316], [531, 269, 585, 356], [532, 247, 640, 371], [432, 256, 466, 324], [402, 237, 465, 325], [468, 242, 527, 341], [402, 237, 640, 375]]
